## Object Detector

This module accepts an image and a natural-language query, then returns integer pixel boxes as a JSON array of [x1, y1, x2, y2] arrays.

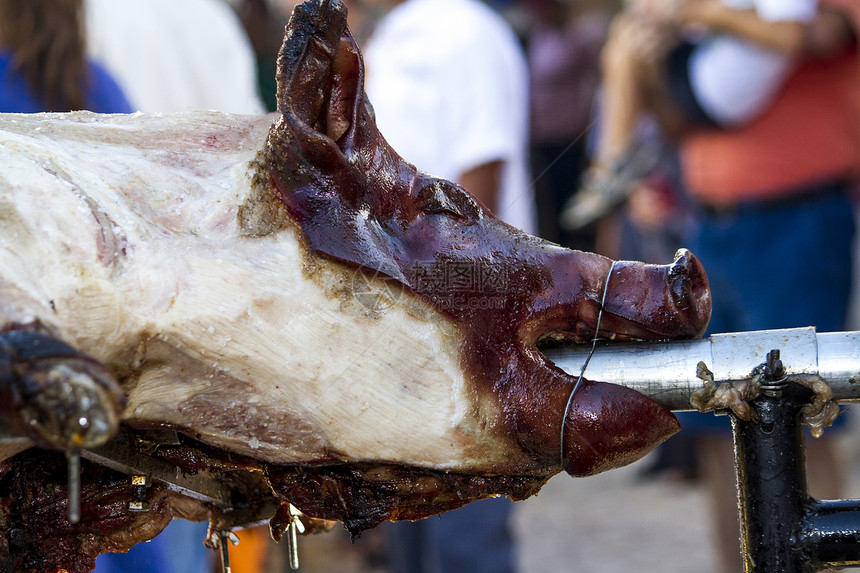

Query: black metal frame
[[732, 350, 860, 572]]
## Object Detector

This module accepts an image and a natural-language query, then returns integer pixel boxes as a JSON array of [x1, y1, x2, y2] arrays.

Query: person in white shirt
[[363, 0, 535, 235], [84, 0, 265, 113], [562, 0, 818, 231]]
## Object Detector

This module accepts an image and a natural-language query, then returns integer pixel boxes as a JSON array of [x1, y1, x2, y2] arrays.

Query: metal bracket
[[81, 433, 233, 508], [732, 349, 860, 572]]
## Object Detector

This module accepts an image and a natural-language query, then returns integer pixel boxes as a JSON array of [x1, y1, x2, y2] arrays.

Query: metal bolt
[[762, 349, 787, 397], [211, 530, 240, 573], [765, 349, 785, 381]]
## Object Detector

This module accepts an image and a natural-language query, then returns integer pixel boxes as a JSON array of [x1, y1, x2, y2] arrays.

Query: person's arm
[[803, 5, 856, 57], [459, 160, 503, 214], [679, 0, 808, 55]]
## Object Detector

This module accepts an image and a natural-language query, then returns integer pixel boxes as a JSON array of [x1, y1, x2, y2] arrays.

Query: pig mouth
[[518, 252, 710, 478], [533, 309, 678, 349], [534, 314, 659, 348], [536, 327, 640, 348]]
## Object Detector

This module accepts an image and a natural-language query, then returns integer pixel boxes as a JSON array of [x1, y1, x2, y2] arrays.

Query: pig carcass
[[0, 0, 711, 570]]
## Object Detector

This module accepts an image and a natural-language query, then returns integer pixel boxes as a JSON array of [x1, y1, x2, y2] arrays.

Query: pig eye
[[416, 181, 479, 222]]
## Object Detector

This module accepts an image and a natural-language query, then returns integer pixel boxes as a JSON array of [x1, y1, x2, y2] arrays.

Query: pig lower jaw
[[136, 433, 552, 536], [266, 460, 550, 535], [146, 432, 553, 536]]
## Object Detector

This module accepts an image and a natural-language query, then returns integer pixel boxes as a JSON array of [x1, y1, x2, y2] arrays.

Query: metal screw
[[287, 504, 305, 570], [210, 530, 240, 573], [762, 349, 787, 397]]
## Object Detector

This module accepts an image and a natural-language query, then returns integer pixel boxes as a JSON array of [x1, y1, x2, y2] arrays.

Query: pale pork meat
[[0, 1, 711, 571]]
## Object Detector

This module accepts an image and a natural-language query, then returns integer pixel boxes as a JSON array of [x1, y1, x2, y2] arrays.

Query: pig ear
[[276, 0, 363, 154]]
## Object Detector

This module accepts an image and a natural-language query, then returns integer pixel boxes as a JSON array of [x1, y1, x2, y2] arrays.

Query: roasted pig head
[[0, 0, 710, 570], [264, 0, 710, 479]]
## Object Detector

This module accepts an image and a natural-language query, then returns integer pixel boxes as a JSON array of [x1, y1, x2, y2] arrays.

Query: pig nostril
[[669, 249, 691, 278], [668, 251, 693, 309], [671, 275, 691, 310]]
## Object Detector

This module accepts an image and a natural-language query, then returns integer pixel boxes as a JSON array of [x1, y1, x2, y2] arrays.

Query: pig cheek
[[562, 380, 680, 477], [403, 217, 482, 263]]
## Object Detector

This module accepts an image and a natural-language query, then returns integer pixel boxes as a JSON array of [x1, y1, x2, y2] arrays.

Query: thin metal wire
[[559, 261, 617, 464]]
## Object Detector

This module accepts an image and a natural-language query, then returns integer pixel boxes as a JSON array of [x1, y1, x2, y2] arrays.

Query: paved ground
[[513, 459, 717, 573], [285, 420, 860, 573]]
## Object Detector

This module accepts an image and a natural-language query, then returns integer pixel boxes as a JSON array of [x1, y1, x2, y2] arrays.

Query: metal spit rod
[[542, 327, 860, 411]]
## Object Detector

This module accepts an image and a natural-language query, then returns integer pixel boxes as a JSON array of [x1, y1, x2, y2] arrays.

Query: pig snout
[[667, 249, 711, 336], [601, 249, 711, 340]]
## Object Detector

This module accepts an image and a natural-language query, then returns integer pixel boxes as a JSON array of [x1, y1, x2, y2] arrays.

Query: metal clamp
[[128, 474, 150, 512]]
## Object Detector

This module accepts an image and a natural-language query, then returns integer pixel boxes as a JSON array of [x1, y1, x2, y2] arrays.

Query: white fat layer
[[0, 111, 508, 469]]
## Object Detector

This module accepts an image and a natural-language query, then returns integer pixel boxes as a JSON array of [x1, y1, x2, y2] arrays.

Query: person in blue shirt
[[0, 0, 131, 114]]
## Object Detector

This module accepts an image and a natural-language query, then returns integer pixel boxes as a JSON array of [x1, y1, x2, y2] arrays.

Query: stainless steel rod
[[542, 327, 860, 411]]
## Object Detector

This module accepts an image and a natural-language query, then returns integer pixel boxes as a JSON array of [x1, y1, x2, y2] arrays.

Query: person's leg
[[424, 497, 516, 573], [595, 12, 658, 167], [385, 520, 427, 573], [698, 433, 743, 573], [719, 192, 855, 332], [562, 13, 683, 231], [597, 12, 688, 165]]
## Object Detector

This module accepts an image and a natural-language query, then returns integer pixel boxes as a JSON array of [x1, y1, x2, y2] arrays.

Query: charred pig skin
[[0, 0, 711, 569]]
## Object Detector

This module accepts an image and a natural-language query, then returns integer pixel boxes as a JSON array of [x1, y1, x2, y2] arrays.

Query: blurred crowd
[[2, 0, 858, 571]]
